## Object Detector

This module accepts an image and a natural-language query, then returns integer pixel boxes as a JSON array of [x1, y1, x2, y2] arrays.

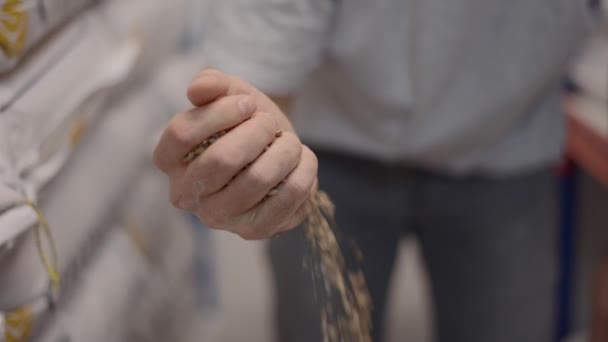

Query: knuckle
[[282, 131, 301, 144], [301, 147, 319, 179], [202, 150, 223, 171], [196, 209, 221, 229], [204, 149, 241, 173], [291, 141, 305, 162], [276, 134, 303, 167], [170, 184, 200, 211], [272, 130, 299, 150], [152, 147, 166, 171], [310, 154, 319, 175], [303, 145, 318, 167], [284, 178, 309, 200], [166, 118, 197, 149], [252, 112, 278, 136], [312, 153, 319, 169], [247, 167, 276, 189], [226, 94, 256, 120]]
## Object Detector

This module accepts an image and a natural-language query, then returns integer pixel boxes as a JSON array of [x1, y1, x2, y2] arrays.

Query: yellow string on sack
[[126, 219, 149, 258], [69, 115, 89, 147], [4, 307, 33, 342], [0, 0, 29, 59], [24, 201, 60, 290]]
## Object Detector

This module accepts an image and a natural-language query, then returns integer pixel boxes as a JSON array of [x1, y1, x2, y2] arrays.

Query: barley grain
[[183, 130, 373, 342]]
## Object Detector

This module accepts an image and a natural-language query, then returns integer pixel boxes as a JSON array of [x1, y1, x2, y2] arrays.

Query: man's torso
[[292, 0, 589, 174]]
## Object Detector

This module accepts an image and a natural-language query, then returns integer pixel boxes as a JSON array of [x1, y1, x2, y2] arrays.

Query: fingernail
[[238, 96, 256, 115]]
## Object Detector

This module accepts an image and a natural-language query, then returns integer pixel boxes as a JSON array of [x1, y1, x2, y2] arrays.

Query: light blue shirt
[[204, 0, 589, 174]]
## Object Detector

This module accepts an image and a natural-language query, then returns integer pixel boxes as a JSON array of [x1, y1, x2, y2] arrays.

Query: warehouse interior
[[0, 1, 607, 342]]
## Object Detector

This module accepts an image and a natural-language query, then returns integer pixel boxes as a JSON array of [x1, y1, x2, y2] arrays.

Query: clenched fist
[[153, 69, 318, 240]]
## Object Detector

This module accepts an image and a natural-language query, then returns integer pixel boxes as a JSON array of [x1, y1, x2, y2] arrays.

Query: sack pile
[[0, 0, 213, 341]]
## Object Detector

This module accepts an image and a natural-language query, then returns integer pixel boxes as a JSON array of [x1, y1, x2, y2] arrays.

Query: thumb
[[187, 68, 252, 107]]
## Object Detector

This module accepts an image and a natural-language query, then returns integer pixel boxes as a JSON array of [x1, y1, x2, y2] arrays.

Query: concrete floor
[[213, 233, 433, 342]]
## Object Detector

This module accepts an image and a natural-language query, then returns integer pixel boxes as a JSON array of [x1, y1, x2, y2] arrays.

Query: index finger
[[153, 94, 257, 172]]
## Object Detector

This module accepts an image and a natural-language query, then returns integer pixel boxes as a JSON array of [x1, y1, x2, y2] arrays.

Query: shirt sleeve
[[202, 0, 336, 96]]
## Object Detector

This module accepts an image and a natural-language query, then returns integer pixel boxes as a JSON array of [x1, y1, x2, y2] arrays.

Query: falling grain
[[304, 191, 372, 342], [183, 130, 373, 342]]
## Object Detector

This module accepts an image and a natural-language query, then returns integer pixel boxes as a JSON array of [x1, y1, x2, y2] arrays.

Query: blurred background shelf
[[565, 94, 608, 342], [566, 18, 608, 339], [566, 95, 608, 186]]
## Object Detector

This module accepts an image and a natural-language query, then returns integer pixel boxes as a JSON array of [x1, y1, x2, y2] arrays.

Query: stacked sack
[[0, 0, 212, 341]]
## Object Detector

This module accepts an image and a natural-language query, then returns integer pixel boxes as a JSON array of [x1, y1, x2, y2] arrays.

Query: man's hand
[[153, 69, 318, 240]]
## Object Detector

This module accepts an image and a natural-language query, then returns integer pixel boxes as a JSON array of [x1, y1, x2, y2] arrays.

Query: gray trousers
[[268, 149, 558, 342]]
